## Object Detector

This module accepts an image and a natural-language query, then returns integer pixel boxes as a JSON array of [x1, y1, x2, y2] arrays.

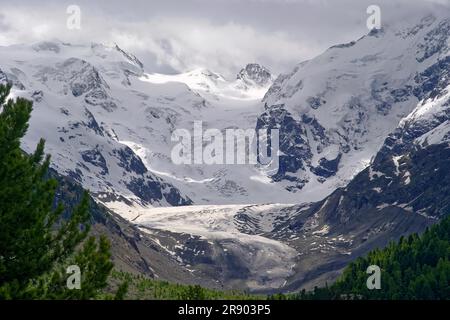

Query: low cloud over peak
[[0, 0, 448, 75]]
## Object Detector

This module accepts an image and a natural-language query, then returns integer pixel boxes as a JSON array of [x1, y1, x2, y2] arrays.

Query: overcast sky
[[0, 0, 448, 76]]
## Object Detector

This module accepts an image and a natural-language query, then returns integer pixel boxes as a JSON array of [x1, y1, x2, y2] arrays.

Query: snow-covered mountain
[[259, 14, 450, 199], [129, 13, 450, 291], [0, 41, 195, 208], [0, 41, 295, 211], [3, 14, 447, 213], [1, 12, 450, 292], [143, 64, 272, 100], [127, 14, 450, 289]]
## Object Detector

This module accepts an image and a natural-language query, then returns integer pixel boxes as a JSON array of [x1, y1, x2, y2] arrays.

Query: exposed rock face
[[237, 63, 273, 88], [256, 104, 311, 188]]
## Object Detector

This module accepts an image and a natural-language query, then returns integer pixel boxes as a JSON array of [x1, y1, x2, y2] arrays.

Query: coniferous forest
[[274, 214, 450, 300]]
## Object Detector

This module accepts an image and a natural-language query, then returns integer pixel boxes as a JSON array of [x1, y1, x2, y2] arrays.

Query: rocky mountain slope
[[52, 168, 226, 290]]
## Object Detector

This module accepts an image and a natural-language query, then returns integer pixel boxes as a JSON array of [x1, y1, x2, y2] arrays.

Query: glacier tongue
[[132, 203, 298, 290]]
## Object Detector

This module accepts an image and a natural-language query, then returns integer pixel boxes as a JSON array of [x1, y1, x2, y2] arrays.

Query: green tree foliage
[[287, 215, 450, 300], [109, 271, 263, 300], [0, 84, 113, 299]]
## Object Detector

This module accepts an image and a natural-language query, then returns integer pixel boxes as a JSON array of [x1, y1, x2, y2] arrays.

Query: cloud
[[0, 0, 448, 75], [109, 18, 314, 76], [0, 3, 317, 75]]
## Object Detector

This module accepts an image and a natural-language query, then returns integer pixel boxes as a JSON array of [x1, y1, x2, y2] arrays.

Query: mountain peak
[[237, 63, 273, 87], [113, 43, 144, 69], [187, 67, 224, 80], [31, 40, 64, 53]]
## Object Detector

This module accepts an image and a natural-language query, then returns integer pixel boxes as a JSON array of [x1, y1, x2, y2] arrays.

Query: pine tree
[[0, 84, 113, 299]]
